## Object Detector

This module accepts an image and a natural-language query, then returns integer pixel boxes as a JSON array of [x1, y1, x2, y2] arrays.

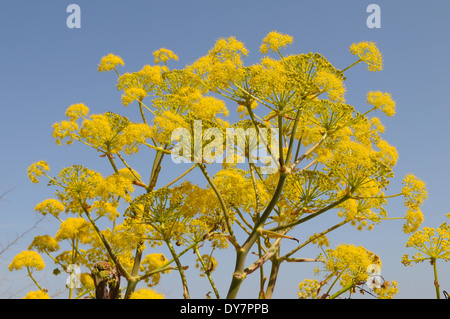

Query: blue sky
[[0, 0, 449, 299]]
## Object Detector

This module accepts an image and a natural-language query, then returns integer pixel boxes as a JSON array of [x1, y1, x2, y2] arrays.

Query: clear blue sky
[[0, 0, 449, 299]]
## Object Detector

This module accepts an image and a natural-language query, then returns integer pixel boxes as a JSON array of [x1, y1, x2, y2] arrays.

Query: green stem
[[194, 246, 220, 299], [432, 258, 441, 299], [284, 105, 304, 167], [106, 146, 119, 173], [277, 115, 285, 167], [82, 206, 131, 281], [265, 252, 281, 299], [198, 163, 235, 240], [137, 241, 198, 282], [148, 150, 164, 191], [163, 163, 196, 188], [226, 172, 288, 299], [341, 59, 362, 73], [138, 100, 148, 124], [124, 242, 145, 299], [281, 220, 349, 261], [329, 281, 354, 299], [166, 239, 190, 299], [26, 267, 44, 292], [269, 194, 350, 232]]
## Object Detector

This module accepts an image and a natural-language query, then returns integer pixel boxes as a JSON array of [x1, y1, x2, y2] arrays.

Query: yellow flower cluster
[[188, 36, 247, 91], [23, 290, 50, 299], [190, 96, 229, 121], [153, 48, 178, 65], [27, 160, 50, 184], [314, 70, 346, 102], [349, 41, 383, 72], [35, 199, 65, 219], [209, 36, 248, 65], [140, 253, 171, 287], [52, 120, 79, 145], [213, 168, 269, 213], [249, 57, 289, 97], [80, 273, 95, 290], [9, 251, 45, 271], [98, 53, 124, 72], [55, 217, 93, 244], [372, 280, 399, 299], [367, 91, 396, 117], [154, 110, 189, 143], [401, 174, 427, 232], [402, 174, 427, 208], [403, 208, 424, 234], [376, 139, 398, 168], [320, 244, 378, 286], [75, 112, 153, 155], [121, 87, 147, 106], [298, 279, 321, 299], [29, 235, 60, 253], [402, 222, 450, 266], [56, 104, 155, 152], [129, 288, 165, 299], [65, 103, 89, 121], [117, 64, 163, 100], [260, 31, 294, 54]]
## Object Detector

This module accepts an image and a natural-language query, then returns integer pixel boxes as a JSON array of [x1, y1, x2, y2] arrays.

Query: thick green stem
[[265, 254, 281, 299], [226, 173, 288, 299], [124, 242, 145, 299]]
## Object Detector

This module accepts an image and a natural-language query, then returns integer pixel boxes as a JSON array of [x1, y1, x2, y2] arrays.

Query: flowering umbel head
[[367, 91, 396, 117], [350, 41, 383, 72], [9, 251, 45, 272], [98, 53, 124, 72], [260, 31, 294, 54], [402, 221, 450, 266], [153, 48, 178, 65], [27, 161, 50, 184]]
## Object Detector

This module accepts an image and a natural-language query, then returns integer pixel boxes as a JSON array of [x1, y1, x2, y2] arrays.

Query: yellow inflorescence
[[260, 31, 294, 54], [298, 279, 321, 299], [9, 251, 45, 271], [153, 48, 178, 65], [23, 290, 51, 299], [98, 53, 124, 72], [367, 91, 396, 117], [28, 235, 60, 253], [350, 41, 383, 72], [129, 288, 165, 299], [35, 199, 65, 218], [402, 221, 450, 266], [27, 161, 50, 184], [55, 217, 93, 244]]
